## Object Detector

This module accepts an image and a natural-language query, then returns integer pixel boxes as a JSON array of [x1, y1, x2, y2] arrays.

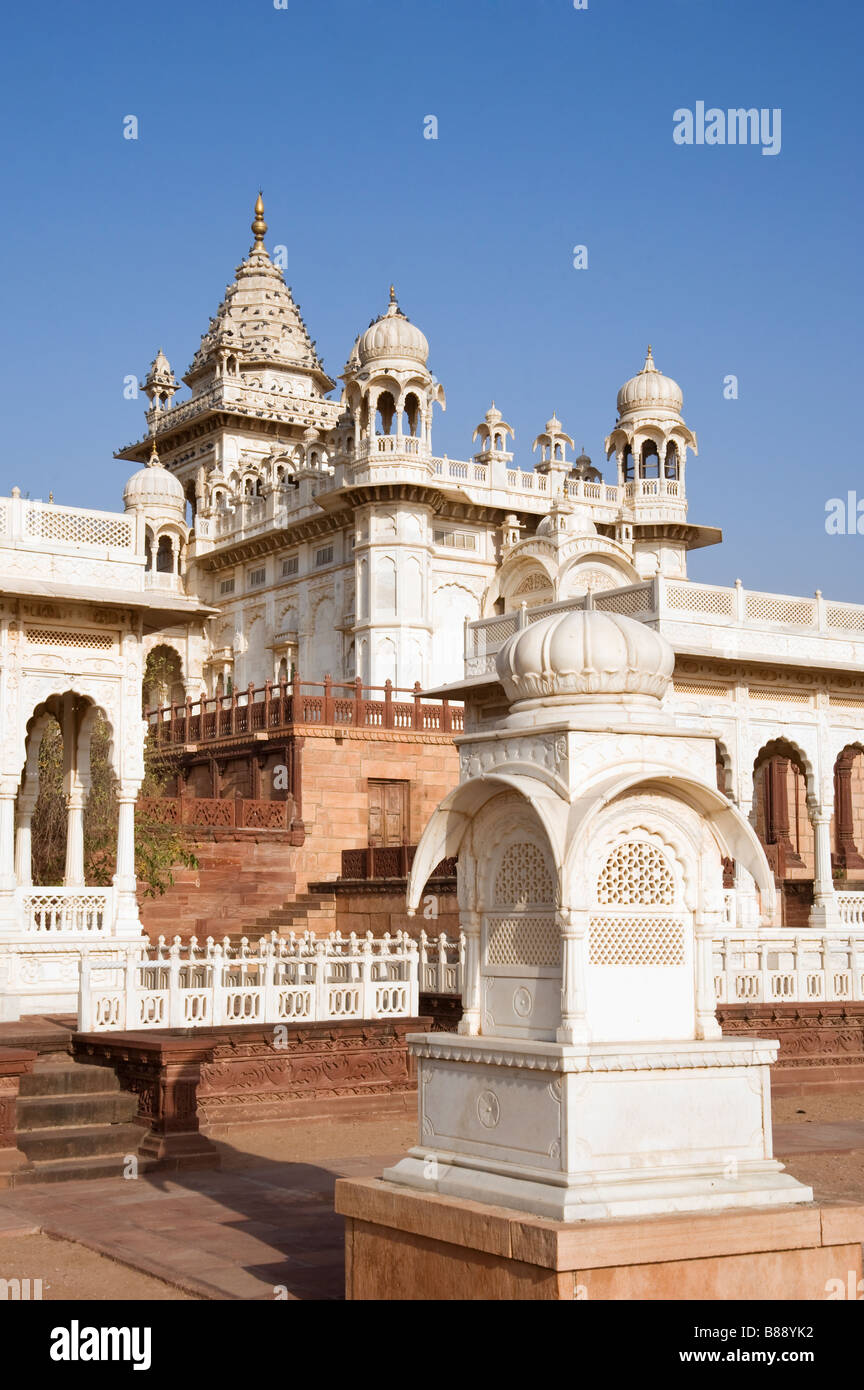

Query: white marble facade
[[116, 197, 714, 695], [0, 463, 209, 1018]]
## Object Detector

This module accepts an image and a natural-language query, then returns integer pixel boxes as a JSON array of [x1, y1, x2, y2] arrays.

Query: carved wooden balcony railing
[[137, 796, 291, 830], [145, 677, 463, 748], [340, 845, 457, 881]]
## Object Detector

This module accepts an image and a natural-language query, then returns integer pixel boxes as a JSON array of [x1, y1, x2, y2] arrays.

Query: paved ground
[[1, 1104, 863, 1300]]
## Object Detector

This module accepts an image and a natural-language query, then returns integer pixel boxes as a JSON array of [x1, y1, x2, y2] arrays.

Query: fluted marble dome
[[616, 346, 683, 417], [357, 291, 429, 368], [123, 452, 185, 513], [496, 607, 673, 705]]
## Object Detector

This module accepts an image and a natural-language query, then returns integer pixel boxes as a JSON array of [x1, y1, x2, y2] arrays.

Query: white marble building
[[116, 196, 718, 694], [0, 461, 210, 1018]]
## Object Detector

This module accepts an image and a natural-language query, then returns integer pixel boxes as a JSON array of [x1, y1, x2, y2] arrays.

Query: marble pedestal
[[382, 1032, 813, 1222]]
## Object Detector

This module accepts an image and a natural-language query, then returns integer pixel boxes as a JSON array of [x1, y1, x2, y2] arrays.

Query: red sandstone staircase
[[16, 1055, 146, 1184], [250, 889, 337, 939]]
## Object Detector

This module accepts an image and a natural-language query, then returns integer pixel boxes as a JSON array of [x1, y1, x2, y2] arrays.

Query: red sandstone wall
[[292, 731, 459, 890]]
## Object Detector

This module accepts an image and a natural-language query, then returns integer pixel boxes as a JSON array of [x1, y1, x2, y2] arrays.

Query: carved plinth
[[384, 1032, 812, 1223]]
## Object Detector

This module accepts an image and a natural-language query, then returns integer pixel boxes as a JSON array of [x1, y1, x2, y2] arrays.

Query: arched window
[[144, 529, 153, 572], [664, 442, 679, 479], [375, 391, 397, 436], [640, 440, 660, 479], [494, 433, 503, 450], [623, 447, 636, 482], [404, 392, 422, 437], [156, 535, 174, 573]]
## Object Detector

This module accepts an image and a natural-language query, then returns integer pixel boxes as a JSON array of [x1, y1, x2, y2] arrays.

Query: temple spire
[[251, 190, 268, 250]]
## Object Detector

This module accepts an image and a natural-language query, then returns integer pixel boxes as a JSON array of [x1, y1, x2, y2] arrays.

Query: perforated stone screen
[[589, 915, 686, 966], [596, 841, 675, 907], [493, 842, 555, 907], [485, 914, 560, 967]]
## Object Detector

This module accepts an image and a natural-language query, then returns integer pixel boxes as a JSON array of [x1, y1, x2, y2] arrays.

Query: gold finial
[[251, 190, 268, 249], [389, 284, 396, 304], [149, 432, 160, 466], [48, 491, 54, 504]]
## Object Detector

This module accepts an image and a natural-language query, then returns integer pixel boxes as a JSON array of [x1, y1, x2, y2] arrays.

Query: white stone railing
[[0, 495, 135, 552], [464, 576, 864, 676], [714, 934, 864, 1004], [78, 930, 420, 1032], [419, 931, 464, 994], [419, 929, 864, 1004], [16, 888, 113, 935], [837, 893, 864, 926]]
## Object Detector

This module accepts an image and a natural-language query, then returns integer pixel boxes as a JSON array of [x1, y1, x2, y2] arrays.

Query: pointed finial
[[389, 284, 396, 303], [148, 431, 161, 467], [251, 190, 267, 249]]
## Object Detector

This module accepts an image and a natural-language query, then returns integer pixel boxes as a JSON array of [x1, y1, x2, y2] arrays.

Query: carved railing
[[78, 930, 420, 1032], [340, 846, 457, 880], [137, 797, 290, 830], [145, 677, 463, 747], [16, 888, 113, 934]]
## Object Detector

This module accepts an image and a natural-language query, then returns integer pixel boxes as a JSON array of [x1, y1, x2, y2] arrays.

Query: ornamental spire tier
[[115, 193, 341, 505]]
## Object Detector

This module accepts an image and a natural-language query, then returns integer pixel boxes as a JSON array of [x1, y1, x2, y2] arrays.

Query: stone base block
[[336, 1178, 864, 1301]]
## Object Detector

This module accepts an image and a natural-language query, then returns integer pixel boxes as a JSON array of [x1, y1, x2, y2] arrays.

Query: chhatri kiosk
[[337, 605, 864, 1298]]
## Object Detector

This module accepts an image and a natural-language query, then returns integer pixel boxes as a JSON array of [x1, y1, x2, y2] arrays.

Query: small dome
[[123, 448, 185, 513], [617, 346, 683, 417], [496, 607, 673, 706], [357, 289, 429, 368]]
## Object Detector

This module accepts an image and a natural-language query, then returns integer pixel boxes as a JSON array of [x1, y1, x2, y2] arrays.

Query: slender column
[[0, 788, 16, 895], [810, 808, 841, 929], [112, 792, 141, 937], [457, 908, 482, 1036], [694, 916, 722, 1040], [14, 803, 34, 888], [64, 785, 86, 888], [557, 906, 588, 1044]]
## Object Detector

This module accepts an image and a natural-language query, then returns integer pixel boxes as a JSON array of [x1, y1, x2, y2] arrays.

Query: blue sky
[[1, 0, 861, 598]]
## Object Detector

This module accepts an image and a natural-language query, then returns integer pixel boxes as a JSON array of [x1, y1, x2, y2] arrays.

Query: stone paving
[[0, 1111, 863, 1300], [0, 1147, 405, 1300]]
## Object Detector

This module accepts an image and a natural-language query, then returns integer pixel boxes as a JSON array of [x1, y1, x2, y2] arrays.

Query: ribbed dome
[[616, 346, 683, 417], [357, 292, 428, 368], [123, 454, 185, 513], [496, 607, 673, 705]]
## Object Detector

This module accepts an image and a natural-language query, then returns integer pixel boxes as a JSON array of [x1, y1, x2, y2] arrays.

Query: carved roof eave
[[632, 522, 722, 551], [183, 356, 336, 395], [114, 403, 343, 465]]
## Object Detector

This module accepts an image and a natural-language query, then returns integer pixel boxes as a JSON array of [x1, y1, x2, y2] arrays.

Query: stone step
[[20, 1061, 124, 1097], [17, 1090, 139, 1130], [17, 1122, 144, 1164], [14, 1153, 154, 1185]]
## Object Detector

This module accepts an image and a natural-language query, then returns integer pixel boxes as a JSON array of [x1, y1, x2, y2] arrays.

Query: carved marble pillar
[[14, 792, 37, 888], [112, 790, 141, 937], [557, 905, 588, 1044], [810, 807, 841, 929], [457, 908, 482, 1036]]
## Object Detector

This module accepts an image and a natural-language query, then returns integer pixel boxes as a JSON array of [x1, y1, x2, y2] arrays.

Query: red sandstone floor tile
[[775, 1121, 864, 1155]]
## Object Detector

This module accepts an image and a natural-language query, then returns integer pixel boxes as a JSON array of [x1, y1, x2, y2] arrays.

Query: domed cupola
[[616, 346, 683, 418], [123, 440, 186, 516], [605, 345, 697, 488], [496, 607, 673, 708], [357, 288, 429, 369]]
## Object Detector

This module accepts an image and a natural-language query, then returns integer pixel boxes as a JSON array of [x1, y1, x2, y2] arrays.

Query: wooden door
[[368, 781, 408, 846]]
